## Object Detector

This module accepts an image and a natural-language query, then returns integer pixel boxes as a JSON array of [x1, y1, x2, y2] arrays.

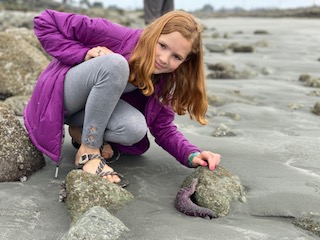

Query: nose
[[159, 52, 169, 66]]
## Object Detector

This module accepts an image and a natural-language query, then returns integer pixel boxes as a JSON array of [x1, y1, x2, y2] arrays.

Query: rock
[[5, 28, 51, 60], [61, 206, 131, 240], [218, 112, 241, 121], [181, 166, 246, 217], [307, 78, 320, 88], [0, 102, 45, 182], [212, 123, 237, 137], [0, 10, 36, 31], [4, 95, 30, 116], [253, 30, 269, 35], [205, 43, 228, 53], [312, 102, 320, 115], [0, 32, 49, 97], [288, 103, 304, 110], [206, 62, 237, 79], [207, 94, 228, 107], [261, 67, 274, 75], [228, 42, 255, 53], [307, 90, 320, 97], [299, 74, 320, 88], [254, 40, 270, 47], [65, 170, 134, 223], [298, 74, 311, 82], [293, 213, 320, 237]]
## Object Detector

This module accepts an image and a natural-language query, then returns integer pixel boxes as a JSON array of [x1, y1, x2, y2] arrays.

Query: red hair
[[129, 10, 207, 125]]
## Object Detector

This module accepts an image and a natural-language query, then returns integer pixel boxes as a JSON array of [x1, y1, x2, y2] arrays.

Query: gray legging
[[63, 53, 147, 149]]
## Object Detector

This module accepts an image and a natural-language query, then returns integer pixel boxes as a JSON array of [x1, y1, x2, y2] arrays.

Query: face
[[153, 31, 192, 74]]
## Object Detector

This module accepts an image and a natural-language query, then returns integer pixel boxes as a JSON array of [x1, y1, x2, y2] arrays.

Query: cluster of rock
[[60, 166, 248, 238], [60, 170, 134, 239], [298, 74, 320, 115], [0, 10, 145, 116], [193, 6, 320, 19], [0, 13, 52, 181], [203, 32, 271, 80]]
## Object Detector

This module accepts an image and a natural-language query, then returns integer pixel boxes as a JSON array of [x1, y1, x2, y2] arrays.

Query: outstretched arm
[[149, 103, 221, 169]]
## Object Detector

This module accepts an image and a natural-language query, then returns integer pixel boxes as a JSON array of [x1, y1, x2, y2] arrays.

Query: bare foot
[[100, 143, 114, 159], [75, 145, 120, 184], [69, 126, 115, 160]]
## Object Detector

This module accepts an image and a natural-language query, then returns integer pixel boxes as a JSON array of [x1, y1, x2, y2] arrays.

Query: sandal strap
[[78, 153, 105, 169], [100, 144, 120, 163], [98, 171, 129, 187], [96, 158, 107, 175], [98, 171, 123, 178]]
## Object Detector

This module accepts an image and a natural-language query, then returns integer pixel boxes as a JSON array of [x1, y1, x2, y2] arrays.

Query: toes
[[104, 174, 120, 183]]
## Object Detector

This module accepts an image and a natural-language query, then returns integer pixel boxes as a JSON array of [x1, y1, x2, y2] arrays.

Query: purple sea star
[[175, 178, 218, 219]]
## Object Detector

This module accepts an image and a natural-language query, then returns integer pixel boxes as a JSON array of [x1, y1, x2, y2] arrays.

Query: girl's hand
[[191, 151, 221, 170], [84, 46, 114, 61]]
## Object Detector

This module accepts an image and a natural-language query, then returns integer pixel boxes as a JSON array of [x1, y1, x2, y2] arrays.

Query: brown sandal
[[77, 153, 129, 188]]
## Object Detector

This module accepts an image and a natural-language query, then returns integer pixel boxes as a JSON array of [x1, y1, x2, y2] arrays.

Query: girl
[[24, 9, 221, 187]]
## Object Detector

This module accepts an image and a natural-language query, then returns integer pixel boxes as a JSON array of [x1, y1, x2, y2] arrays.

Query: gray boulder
[[4, 95, 30, 116], [5, 27, 51, 60], [0, 32, 49, 97], [65, 170, 134, 223], [61, 206, 131, 240], [0, 102, 45, 182], [181, 166, 246, 217]]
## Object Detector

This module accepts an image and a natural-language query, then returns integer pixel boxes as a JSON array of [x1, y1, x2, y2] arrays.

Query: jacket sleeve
[[33, 9, 129, 66], [149, 103, 201, 167]]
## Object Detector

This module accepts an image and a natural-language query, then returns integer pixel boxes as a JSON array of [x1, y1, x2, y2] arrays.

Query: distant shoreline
[[1, 0, 320, 19]]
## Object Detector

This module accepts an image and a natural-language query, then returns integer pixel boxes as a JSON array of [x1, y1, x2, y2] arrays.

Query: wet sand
[[0, 17, 320, 239]]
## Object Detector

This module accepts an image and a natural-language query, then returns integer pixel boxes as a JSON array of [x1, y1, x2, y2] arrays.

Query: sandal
[[100, 144, 120, 164], [71, 138, 81, 149], [71, 138, 120, 163], [77, 153, 129, 188]]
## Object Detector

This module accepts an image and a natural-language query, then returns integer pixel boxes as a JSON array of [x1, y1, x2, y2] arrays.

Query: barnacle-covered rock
[[61, 206, 131, 240], [181, 166, 246, 217], [293, 213, 320, 237], [65, 170, 134, 223], [0, 102, 45, 182]]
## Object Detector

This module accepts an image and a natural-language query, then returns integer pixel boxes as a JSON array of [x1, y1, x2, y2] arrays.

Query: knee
[[97, 54, 129, 89], [122, 117, 148, 146], [108, 53, 129, 73]]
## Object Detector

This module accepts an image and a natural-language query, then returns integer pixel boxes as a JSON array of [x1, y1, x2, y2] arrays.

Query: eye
[[159, 42, 166, 49], [174, 55, 182, 61]]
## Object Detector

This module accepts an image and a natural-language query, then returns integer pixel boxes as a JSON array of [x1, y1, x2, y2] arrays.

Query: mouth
[[155, 61, 164, 69]]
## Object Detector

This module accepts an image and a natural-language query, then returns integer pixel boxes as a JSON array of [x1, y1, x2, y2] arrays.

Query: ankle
[[78, 144, 100, 155]]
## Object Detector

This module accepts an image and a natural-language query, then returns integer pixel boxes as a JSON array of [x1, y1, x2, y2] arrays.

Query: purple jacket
[[24, 9, 200, 167]]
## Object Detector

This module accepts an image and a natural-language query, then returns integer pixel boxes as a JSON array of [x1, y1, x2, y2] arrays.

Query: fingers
[[193, 151, 221, 170], [84, 46, 114, 61], [94, 46, 114, 57]]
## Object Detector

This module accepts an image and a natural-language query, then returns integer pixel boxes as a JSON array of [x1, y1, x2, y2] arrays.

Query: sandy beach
[[0, 16, 320, 239]]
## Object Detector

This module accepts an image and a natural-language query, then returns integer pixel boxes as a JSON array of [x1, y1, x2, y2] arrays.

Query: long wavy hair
[[128, 10, 207, 125]]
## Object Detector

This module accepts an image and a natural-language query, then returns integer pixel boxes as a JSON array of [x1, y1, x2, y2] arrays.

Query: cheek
[[170, 61, 182, 71]]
